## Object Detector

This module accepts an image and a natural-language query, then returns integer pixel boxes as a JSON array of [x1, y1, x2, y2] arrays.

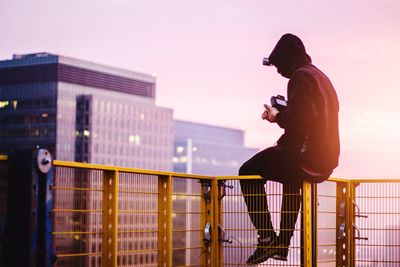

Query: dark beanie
[[267, 33, 311, 67]]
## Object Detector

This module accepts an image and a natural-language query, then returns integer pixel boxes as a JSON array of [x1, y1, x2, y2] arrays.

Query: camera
[[262, 57, 272, 66], [270, 95, 287, 112]]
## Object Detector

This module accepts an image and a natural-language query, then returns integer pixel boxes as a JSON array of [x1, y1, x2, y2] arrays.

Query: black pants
[[239, 146, 304, 245]]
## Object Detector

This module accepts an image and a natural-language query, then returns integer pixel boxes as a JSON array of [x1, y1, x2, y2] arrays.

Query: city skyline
[[0, 52, 175, 171], [0, 52, 257, 177], [2, 0, 400, 178]]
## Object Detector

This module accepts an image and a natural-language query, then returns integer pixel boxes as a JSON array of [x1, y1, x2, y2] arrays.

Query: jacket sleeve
[[276, 71, 318, 137]]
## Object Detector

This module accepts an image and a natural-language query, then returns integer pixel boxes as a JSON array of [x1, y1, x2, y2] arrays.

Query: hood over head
[[264, 33, 312, 78]]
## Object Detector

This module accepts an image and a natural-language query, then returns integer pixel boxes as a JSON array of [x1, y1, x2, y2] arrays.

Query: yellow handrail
[[2, 156, 400, 266]]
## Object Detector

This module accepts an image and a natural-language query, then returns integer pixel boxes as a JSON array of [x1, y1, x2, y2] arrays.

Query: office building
[[173, 119, 258, 175], [0, 52, 173, 170]]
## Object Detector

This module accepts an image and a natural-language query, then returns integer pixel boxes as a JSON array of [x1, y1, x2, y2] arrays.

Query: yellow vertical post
[[348, 181, 356, 267], [199, 180, 212, 267], [336, 181, 352, 266], [302, 181, 313, 267], [158, 175, 172, 267], [199, 181, 207, 266], [102, 169, 119, 267], [312, 183, 318, 266], [210, 178, 222, 267]]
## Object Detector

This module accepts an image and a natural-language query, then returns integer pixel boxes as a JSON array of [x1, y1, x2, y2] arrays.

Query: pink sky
[[1, 0, 400, 178]]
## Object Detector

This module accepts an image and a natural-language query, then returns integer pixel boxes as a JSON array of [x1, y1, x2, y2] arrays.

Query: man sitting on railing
[[239, 33, 340, 265]]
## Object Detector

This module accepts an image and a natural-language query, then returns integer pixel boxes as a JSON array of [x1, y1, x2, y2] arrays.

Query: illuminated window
[[0, 101, 9, 109], [128, 134, 141, 145]]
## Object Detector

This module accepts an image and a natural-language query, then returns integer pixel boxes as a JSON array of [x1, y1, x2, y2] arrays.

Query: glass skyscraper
[[173, 120, 258, 175], [0, 52, 173, 171]]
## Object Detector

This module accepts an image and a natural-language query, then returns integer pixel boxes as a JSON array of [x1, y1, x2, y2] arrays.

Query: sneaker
[[246, 236, 277, 265]]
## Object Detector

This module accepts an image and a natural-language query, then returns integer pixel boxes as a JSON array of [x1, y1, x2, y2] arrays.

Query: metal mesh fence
[[52, 166, 103, 267], [172, 177, 206, 267], [354, 181, 400, 267], [317, 181, 337, 267], [221, 179, 303, 266], [117, 172, 158, 267], [3, 155, 400, 267], [51, 164, 210, 267]]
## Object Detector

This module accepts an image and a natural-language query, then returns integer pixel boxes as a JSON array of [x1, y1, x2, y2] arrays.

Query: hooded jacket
[[268, 34, 340, 179]]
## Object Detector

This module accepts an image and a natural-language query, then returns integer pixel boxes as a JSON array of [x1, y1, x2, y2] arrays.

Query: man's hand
[[262, 104, 279, 123]]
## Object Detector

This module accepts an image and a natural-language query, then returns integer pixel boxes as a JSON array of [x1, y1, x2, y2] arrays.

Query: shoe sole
[[246, 249, 277, 265], [273, 255, 288, 261]]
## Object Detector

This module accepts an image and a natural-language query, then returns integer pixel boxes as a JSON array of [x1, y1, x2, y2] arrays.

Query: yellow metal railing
[[316, 178, 348, 266], [315, 178, 400, 267], [1, 155, 400, 266], [214, 176, 311, 266], [350, 179, 400, 267], [52, 160, 213, 267]]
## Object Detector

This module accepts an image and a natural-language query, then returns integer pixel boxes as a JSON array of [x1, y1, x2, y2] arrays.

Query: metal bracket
[[218, 224, 232, 243], [36, 149, 52, 174], [353, 224, 368, 240], [353, 202, 368, 218], [218, 180, 233, 201], [203, 222, 211, 246], [201, 182, 211, 203], [338, 223, 346, 240]]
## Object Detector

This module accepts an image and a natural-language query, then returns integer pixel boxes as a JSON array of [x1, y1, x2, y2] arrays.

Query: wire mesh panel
[[117, 172, 158, 267], [354, 181, 400, 267], [51, 163, 212, 267], [221, 179, 303, 266], [316, 181, 337, 266], [53, 166, 103, 267], [172, 177, 206, 267]]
